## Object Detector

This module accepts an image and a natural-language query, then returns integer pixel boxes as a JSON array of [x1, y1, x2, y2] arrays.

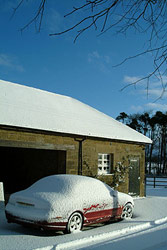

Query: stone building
[[0, 80, 151, 197]]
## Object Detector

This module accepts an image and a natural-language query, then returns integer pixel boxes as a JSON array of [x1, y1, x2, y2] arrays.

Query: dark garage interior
[[1, 146, 66, 194]]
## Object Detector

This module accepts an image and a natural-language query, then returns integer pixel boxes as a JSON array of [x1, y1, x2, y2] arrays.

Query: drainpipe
[[75, 138, 85, 175]]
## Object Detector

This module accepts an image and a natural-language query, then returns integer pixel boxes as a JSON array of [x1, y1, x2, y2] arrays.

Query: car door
[[82, 186, 117, 223]]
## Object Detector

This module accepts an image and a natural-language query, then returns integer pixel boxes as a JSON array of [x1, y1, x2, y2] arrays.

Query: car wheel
[[66, 212, 83, 234], [121, 203, 133, 219]]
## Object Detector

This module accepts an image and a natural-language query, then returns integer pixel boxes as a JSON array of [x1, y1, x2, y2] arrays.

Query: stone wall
[[81, 138, 145, 196], [0, 127, 145, 196]]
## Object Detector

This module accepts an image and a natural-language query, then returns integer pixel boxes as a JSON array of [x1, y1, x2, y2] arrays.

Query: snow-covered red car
[[5, 175, 134, 233]]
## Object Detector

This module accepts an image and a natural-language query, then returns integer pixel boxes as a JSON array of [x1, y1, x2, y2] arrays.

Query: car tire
[[121, 203, 133, 219], [65, 212, 83, 234]]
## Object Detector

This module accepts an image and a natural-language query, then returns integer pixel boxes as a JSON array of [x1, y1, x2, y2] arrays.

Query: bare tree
[[12, 0, 167, 95]]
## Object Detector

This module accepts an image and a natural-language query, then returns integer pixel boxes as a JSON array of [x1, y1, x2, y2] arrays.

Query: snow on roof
[[0, 79, 152, 144]]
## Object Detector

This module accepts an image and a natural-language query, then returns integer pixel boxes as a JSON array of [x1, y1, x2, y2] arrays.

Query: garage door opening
[[0, 147, 66, 194]]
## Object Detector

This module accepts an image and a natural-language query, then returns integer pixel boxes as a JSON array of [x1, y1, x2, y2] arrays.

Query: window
[[98, 153, 113, 175]]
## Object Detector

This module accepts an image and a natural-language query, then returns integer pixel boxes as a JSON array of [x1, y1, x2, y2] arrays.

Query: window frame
[[98, 153, 113, 175]]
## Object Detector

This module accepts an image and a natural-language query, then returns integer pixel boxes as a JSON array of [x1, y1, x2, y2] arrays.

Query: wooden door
[[129, 157, 140, 196]]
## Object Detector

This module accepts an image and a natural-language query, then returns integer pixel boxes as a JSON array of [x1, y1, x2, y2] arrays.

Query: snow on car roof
[[27, 174, 111, 195], [0, 79, 152, 144], [10, 175, 113, 206]]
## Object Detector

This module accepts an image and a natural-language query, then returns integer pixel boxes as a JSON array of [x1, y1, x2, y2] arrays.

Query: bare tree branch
[[10, 0, 167, 98], [11, 0, 47, 33]]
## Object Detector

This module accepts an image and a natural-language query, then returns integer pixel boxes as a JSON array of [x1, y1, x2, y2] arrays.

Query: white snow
[[0, 79, 152, 144], [5, 175, 133, 223], [1, 185, 167, 250]]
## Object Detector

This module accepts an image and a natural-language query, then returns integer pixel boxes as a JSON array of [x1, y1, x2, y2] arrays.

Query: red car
[[5, 175, 134, 233]]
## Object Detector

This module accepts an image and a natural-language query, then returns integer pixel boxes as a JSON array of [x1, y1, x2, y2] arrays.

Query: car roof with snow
[[11, 175, 113, 204], [0, 79, 152, 144], [27, 174, 112, 194]]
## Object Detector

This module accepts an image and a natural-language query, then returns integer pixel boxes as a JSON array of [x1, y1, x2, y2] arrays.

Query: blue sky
[[0, 0, 167, 119]]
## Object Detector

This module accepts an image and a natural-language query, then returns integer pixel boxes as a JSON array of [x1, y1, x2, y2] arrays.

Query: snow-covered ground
[[0, 187, 167, 250]]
